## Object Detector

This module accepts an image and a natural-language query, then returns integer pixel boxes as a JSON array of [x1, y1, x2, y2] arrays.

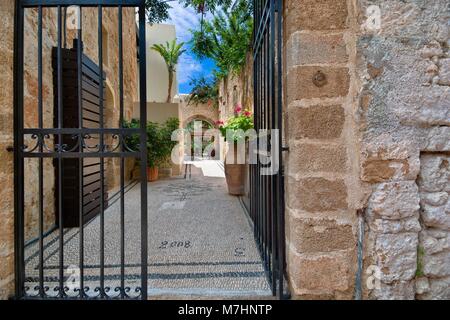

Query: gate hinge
[[6, 146, 14, 153], [282, 146, 289, 152]]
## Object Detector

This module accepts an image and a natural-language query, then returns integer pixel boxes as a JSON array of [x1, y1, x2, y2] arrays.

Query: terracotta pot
[[147, 167, 159, 182], [224, 142, 246, 196], [224, 163, 246, 195]]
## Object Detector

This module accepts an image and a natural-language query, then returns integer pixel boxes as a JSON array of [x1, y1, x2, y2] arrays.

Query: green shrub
[[123, 118, 180, 168]]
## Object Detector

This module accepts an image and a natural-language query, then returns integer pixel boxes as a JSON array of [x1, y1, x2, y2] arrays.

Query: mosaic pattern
[[24, 161, 271, 298]]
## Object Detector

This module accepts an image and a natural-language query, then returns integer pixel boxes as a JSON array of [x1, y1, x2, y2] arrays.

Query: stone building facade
[[283, 0, 449, 300], [0, 0, 448, 300], [176, 94, 220, 129]]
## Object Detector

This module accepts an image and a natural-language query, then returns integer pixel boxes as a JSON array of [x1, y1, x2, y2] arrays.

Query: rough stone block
[[423, 251, 450, 277], [425, 277, 450, 300], [420, 229, 450, 255], [289, 251, 354, 296], [420, 192, 448, 207], [362, 159, 410, 183], [375, 233, 418, 283], [285, 0, 348, 38], [425, 127, 450, 152], [0, 252, 13, 282], [287, 66, 350, 102], [421, 203, 450, 230], [371, 280, 415, 300], [287, 32, 348, 68], [288, 177, 348, 212], [368, 215, 421, 234], [438, 58, 450, 86], [418, 154, 450, 193], [368, 181, 420, 220], [288, 143, 347, 175], [289, 217, 355, 253], [288, 105, 345, 140], [0, 278, 13, 300]]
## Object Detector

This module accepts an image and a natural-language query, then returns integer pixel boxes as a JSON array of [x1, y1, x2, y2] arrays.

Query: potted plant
[[218, 105, 254, 195], [124, 118, 179, 182]]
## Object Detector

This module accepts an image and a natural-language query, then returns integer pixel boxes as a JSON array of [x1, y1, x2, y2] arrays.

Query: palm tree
[[151, 40, 186, 103]]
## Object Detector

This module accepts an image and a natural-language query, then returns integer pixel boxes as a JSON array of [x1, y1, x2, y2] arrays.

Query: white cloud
[[166, 2, 201, 44], [177, 52, 202, 85]]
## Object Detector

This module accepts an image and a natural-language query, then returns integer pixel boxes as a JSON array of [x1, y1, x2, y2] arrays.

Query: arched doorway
[[183, 116, 220, 160]]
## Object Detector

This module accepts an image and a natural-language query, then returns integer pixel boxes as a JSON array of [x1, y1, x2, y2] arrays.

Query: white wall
[[145, 23, 179, 103]]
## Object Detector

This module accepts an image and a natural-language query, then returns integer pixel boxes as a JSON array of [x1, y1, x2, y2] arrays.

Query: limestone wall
[[283, 0, 362, 299], [356, 0, 449, 300], [0, 0, 16, 300], [282, 0, 449, 300], [176, 94, 220, 128], [218, 51, 254, 122]]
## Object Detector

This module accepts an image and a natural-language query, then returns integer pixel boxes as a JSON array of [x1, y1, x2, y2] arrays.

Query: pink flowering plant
[[217, 105, 254, 142]]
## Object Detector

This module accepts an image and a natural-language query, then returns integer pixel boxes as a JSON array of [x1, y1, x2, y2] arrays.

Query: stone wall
[[416, 154, 450, 299], [356, 0, 449, 300], [283, 0, 363, 299], [0, 3, 138, 299], [218, 51, 254, 122], [282, 0, 449, 300], [0, 0, 16, 300], [176, 94, 220, 128]]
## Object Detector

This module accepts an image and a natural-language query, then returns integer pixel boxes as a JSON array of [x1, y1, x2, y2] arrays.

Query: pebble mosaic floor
[[24, 160, 271, 298]]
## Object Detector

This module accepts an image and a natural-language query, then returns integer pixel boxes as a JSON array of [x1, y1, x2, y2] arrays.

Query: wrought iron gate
[[252, 0, 286, 298], [14, 0, 148, 299]]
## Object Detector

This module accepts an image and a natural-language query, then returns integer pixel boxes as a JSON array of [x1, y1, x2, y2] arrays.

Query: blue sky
[[166, 3, 216, 94]]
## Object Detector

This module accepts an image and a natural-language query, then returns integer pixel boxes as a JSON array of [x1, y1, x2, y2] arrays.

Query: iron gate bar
[[252, 0, 286, 299], [118, 4, 126, 299], [276, 0, 286, 299], [37, 5, 44, 298], [14, 0, 148, 300], [138, 4, 148, 300], [77, 5, 85, 298], [98, 4, 105, 298], [57, 5, 65, 297]]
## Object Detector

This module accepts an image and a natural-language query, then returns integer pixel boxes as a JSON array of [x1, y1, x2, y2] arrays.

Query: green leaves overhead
[[187, 76, 219, 108], [190, 0, 253, 80], [145, 0, 236, 25]]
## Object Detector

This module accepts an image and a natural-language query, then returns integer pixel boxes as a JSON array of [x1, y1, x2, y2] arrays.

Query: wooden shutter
[[53, 40, 108, 228]]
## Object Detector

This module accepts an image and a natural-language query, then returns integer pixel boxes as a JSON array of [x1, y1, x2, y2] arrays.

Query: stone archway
[[182, 114, 217, 130], [183, 116, 220, 160]]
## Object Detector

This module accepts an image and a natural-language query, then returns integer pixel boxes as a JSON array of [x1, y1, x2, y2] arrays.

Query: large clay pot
[[225, 163, 246, 195], [147, 167, 159, 182], [224, 142, 246, 196]]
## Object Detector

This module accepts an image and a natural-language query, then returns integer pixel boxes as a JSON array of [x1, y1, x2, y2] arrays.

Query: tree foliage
[[145, 0, 235, 24], [187, 76, 219, 108], [123, 118, 180, 168], [189, 0, 253, 80], [151, 40, 186, 102]]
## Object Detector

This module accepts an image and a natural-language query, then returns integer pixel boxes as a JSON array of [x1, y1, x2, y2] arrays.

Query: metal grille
[[14, 0, 148, 299], [252, 0, 286, 298]]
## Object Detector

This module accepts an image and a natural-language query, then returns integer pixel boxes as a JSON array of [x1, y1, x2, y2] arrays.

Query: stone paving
[[24, 160, 271, 298]]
